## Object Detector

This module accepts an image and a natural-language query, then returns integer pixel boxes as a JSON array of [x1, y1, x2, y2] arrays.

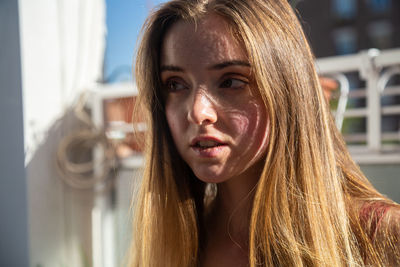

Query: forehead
[[161, 14, 247, 67]]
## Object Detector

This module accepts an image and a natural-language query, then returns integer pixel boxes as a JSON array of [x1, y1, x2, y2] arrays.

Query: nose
[[187, 91, 217, 125]]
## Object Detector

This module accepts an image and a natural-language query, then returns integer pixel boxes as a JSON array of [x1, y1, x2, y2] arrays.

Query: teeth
[[198, 140, 219, 147]]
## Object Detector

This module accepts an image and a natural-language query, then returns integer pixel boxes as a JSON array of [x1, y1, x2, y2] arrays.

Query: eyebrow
[[160, 60, 251, 73], [160, 65, 184, 72], [208, 60, 251, 70]]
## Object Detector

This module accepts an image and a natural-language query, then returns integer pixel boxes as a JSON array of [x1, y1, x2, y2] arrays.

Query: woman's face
[[161, 14, 269, 184]]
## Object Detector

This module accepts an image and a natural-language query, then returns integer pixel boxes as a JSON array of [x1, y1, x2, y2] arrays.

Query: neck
[[215, 182, 256, 245], [207, 159, 264, 247]]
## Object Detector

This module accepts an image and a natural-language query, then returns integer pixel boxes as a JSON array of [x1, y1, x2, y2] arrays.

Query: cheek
[[229, 114, 249, 136], [165, 103, 184, 144], [227, 100, 267, 141], [166, 105, 177, 131]]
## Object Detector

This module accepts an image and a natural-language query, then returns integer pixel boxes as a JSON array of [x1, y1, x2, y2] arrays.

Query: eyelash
[[219, 77, 248, 90], [163, 79, 187, 92], [162, 74, 249, 92]]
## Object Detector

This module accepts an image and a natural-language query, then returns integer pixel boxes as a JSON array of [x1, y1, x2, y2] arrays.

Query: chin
[[192, 168, 230, 184]]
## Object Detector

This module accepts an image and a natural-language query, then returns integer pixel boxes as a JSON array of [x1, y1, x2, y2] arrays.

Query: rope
[[56, 92, 118, 189]]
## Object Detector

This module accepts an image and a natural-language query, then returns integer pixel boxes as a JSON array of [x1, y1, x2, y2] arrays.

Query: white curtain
[[19, 0, 106, 164]]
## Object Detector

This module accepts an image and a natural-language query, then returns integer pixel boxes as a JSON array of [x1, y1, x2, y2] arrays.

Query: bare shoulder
[[373, 202, 400, 265], [384, 203, 400, 224], [359, 201, 400, 238], [375, 202, 400, 239], [377, 204, 400, 235]]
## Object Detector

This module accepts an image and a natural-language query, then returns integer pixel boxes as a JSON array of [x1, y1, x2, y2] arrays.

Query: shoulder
[[359, 201, 400, 239], [359, 201, 396, 238], [359, 201, 400, 264], [373, 202, 400, 244]]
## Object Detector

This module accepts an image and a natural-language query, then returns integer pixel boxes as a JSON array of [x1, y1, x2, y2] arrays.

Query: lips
[[191, 136, 225, 147], [190, 136, 228, 157], [195, 140, 220, 148]]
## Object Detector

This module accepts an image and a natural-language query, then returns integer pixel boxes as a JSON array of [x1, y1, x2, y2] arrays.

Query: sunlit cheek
[[230, 102, 269, 158], [227, 103, 261, 140], [229, 114, 250, 141]]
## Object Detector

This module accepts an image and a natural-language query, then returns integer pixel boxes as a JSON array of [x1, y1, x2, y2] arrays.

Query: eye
[[219, 78, 248, 90], [164, 79, 187, 92]]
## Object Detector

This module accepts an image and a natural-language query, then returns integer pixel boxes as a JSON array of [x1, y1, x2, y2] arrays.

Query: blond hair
[[130, 0, 394, 266]]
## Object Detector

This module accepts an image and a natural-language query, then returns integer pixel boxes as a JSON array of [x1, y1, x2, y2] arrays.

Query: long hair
[[130, 0, 392, 266]]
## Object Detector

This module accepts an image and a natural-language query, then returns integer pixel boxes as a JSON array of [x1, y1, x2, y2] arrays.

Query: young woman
[[129, 0, 400, 266]]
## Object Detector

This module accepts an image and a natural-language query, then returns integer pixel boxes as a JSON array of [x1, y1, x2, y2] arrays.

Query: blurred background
[[0, 0, 399, 266]]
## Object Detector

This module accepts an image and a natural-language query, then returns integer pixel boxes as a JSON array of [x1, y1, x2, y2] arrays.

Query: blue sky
[[104, 0, 167, 83]]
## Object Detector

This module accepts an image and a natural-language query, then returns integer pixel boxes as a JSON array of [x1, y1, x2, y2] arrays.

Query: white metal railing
[[86, 82, 141, 267], [316, 48, 400, 164], [88, 82, 143, 169]]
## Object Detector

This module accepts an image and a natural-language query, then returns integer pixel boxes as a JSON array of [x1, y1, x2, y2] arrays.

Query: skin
[[161, 14, 270, 266], [161, 14, 269, 186]]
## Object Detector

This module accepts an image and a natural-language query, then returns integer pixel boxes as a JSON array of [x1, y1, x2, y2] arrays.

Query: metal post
[[359, 49, 382, 152], [91, 90, 116, 267]]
